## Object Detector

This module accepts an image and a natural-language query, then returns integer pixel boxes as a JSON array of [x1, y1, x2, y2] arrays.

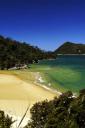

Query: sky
[[0, 0, 85, 51]]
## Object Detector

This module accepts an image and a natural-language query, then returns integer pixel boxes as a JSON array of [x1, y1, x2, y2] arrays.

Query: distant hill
[[0, 35, 55, 70], [1, 36, 85, 70], [54, 42, 85, 54]]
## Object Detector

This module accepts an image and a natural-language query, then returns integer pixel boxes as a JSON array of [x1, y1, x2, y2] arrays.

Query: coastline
[[35, 72, 78, 97], [0, 73, 56, 128], [0, 71, 78, 128], [35, 72, 62, 96]]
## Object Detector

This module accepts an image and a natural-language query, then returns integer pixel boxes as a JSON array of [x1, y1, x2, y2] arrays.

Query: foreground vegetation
[[1, 89, 85, 128], [0, 111, 14, 128], [25, 89, 85, 128]]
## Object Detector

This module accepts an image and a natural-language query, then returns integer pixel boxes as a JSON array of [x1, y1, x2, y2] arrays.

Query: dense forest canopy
[[0, 35, 56, 69]]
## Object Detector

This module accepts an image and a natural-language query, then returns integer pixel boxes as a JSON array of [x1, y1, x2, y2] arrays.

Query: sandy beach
[[0, 74, 57, 127]]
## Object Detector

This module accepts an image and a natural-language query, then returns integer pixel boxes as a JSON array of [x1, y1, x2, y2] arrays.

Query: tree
[[0, 110, 14, 128], [25, 90, 85, 128], [0, 35, 56, 70], [27, 100, 53, 128]]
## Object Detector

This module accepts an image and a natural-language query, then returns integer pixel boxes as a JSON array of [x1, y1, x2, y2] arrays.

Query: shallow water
[[34, 55, 85, 92]]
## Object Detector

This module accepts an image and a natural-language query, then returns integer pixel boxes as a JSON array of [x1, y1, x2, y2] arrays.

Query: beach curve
[[0, 74, 57, 127]]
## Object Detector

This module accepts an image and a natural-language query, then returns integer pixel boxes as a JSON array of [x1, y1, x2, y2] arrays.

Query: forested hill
[[0, 35, 55, 70], [55, 42, 85, 54], [1, 36, 85, 70]]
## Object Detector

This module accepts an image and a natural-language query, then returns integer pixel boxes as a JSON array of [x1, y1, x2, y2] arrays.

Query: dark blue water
[[39, 55, 85, 69]]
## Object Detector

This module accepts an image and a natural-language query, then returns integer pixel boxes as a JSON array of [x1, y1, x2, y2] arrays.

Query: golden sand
[[0, 74, 56, 119]]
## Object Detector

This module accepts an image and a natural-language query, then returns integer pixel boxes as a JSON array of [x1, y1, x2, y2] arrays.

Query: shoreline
[[0, 73, 56, 128], [35, 72, 62, 96], [35, 82, 62, 95], [35, 72, 78, 97]]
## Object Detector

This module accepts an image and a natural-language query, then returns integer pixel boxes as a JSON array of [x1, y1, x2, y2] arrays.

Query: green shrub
[[25, 90, 85, 128]]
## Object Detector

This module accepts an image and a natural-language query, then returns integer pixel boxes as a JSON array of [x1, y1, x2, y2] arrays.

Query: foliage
[[25, 90, 85, 128], [0, 35, 56, 70], [0, 110, 13, 128]]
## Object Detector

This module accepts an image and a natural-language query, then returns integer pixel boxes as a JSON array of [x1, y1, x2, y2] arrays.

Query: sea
[[38, 55, 85, 93]]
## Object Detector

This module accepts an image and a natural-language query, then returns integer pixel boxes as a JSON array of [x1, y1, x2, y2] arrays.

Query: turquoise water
[[32, 55, 85, 93]]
